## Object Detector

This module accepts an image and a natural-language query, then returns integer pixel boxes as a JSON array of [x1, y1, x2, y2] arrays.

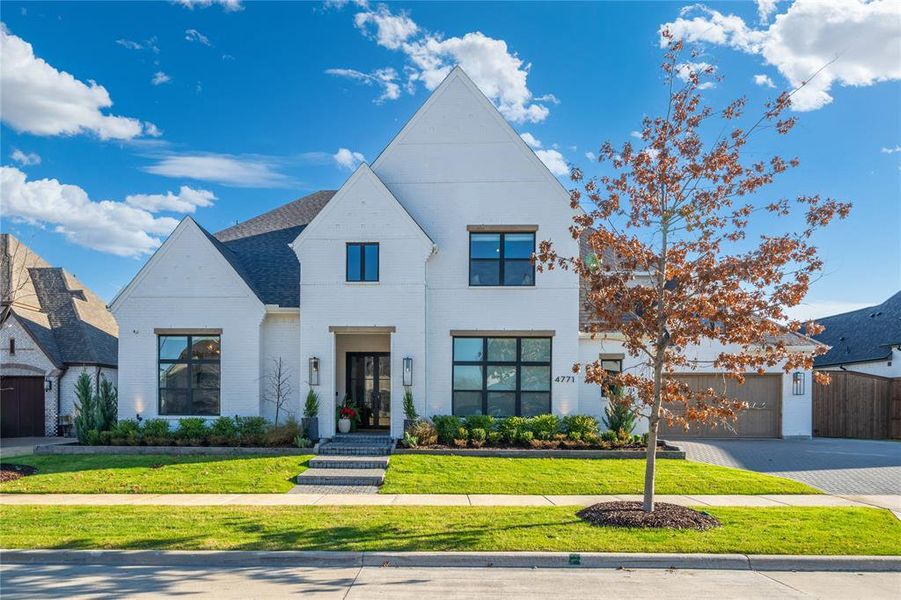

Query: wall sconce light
[[44, 379, 52, 392], [403, 357, 413, 387], [792, 372, 805, 396], [309, 357, 320, 386]]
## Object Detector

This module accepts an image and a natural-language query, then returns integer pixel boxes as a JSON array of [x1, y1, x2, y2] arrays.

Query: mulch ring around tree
[[0, 464, 38, 483], [577, 501, 720, 530]]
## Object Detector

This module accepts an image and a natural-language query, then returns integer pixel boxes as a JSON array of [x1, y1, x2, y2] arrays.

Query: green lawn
[[0, 455, 311, 494], [2, 505, 897, 555], [381, 455, 819, 495]]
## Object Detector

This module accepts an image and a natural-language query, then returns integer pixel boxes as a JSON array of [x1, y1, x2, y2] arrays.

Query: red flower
[[339, 407, 357, 419]]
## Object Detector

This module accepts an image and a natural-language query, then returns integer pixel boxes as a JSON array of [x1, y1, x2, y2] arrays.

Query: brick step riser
[[308, 460, 388, 469], [317, 447, 391, 456], [295, 477, 384, 486]]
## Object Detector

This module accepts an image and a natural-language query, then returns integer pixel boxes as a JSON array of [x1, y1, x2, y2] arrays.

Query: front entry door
[[346, 353, 390, 430]]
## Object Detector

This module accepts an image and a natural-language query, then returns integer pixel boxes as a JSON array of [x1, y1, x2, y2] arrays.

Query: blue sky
[[1, 0, 899, 319]]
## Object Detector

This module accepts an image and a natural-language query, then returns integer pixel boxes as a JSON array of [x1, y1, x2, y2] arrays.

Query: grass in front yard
[[0, 455, 311, 494], [1, 505, 897, 555], [381, 455, 819, 495]]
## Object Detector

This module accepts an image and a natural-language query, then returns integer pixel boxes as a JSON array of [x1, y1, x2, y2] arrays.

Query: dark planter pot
[[302, 417, 319, 442], [403, 419, 416, 433]]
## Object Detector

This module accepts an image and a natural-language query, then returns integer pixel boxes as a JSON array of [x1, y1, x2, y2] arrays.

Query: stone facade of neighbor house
[[111, 67, 817, 440], [0, 234, 118, 437]]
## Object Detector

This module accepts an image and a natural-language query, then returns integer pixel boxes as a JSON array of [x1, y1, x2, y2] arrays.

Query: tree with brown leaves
[[537, 33, 851, 513]]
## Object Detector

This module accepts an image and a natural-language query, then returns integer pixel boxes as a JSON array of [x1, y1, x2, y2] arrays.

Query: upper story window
[[469, 232, 535, 286], [158, 334, 221, 416], [347, 243, 379, 282], [8, 338, 14, 355]]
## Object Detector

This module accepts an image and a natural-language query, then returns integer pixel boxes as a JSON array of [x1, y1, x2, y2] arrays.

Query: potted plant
[[302, 389, 320, 441], [337, 405, 356, 434], [402, 388, 418, 433]]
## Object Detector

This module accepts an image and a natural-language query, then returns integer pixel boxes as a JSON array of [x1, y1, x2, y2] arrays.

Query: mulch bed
[[577, 501, 720, 530], [0, 464, 38, 483]]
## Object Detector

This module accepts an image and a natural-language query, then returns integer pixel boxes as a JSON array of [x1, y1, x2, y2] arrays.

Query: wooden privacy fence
[[813, 371, 901, 440]]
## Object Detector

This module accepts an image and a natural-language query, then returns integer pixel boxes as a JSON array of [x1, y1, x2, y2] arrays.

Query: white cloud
[[535, 149, 568, 176], [116, 39, 143, 51], [881, 145, 901, 154], [329, 4, 553, 123], [117, 37, 160, 54], [185, 29, 212, 46], [125, 185, 216, 213], [661, 1, 901, 111], [757, 0, 779, 24], [585, 151, 596, 161], [754, 73, 776, 88], [675, 61, 715, 89], [151, 71, 171, 86], [143, 122, 163, 137], [333, 148, 366, 170], [0, 166, 179, 257], [630, 130, 642, 139], [174, 0, 243, 12], [0, 26, 156, 140], [10, 149, 41, 166], [519, 132, 542, 149], [144, 153, 296, 188], [325, 67, 401, 103], [354, 4, 418, 50]]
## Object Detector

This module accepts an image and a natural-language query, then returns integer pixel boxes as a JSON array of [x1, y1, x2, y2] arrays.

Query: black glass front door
[[346, 353, 390, 429]]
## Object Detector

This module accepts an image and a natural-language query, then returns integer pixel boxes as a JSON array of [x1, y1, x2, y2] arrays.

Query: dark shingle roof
[[210, 191, 337, 307], [811, 291, 901, 367], [1, 234, 118, 368]]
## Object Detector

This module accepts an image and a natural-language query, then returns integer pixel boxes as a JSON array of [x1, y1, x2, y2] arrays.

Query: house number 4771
[[554, 375, 576, 383]]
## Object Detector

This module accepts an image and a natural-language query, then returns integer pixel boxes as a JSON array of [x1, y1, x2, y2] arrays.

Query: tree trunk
[[643, 360, 664, 512]]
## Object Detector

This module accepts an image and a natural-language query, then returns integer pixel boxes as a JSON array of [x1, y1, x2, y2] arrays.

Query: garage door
[[0, 376, 46, 438], [658, 373, 782, 439]]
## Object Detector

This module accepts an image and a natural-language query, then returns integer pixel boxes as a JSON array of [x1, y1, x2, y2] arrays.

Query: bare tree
[[264, 357, 294, 427]]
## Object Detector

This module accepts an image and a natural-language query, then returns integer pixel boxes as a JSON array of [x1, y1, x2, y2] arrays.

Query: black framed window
[[600, 358, 622, 397], [452, 336, 551, 417], [347, 243, 379, 282], [158, 335, 220, 416], [469, 232, 535, 286]]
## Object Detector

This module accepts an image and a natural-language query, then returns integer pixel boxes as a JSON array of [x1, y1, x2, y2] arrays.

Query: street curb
[[2, 550, 899, 571]]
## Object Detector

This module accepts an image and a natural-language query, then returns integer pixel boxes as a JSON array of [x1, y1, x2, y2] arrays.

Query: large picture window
[[347, 242, 379, 282], [469, 232, 535, 286], [452, 336, 551, 417], [158, 335, 221, 416]]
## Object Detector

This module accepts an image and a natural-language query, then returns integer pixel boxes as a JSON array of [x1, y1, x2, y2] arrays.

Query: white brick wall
[[112, 219, 265, 422], [1, 314, 59, 435], [260, 311, 302, 423]]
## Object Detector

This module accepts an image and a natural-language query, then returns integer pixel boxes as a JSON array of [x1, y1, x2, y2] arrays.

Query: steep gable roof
[[1, 234, 118, 368], [811, 291, 901, 367]]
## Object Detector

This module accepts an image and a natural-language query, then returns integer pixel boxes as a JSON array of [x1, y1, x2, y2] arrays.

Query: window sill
[[468, 285, 536, 290], [345, 281, 380, 286]]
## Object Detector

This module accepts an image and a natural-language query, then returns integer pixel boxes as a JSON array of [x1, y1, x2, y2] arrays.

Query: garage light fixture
[[309, 357, 320, 386], [44, 378, 52, 392], [792, 372, 804, 396]]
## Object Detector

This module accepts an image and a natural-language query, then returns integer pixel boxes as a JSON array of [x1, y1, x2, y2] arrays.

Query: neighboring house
[[0, 234, 118, 437], [111, 67, 816, 440], [811, 291, 901, 377]]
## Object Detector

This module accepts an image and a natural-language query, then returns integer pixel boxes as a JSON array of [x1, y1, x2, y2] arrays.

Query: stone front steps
[[296, 434, 393, 488]]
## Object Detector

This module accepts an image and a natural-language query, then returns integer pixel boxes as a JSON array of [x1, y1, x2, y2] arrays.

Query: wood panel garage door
[[658, 374, 782, 439], [0, 376, 46, 438]]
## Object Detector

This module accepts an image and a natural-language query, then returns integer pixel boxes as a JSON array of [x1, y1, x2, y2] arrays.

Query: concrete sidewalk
[[2, 493, 899, 510]]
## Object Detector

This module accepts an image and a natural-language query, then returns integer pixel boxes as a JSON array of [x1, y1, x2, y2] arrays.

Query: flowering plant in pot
[[337, 405, 357, 434]]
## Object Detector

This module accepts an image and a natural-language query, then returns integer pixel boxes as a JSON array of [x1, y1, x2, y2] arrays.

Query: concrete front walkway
[[2, 493, 899, 510], [0, 438, 70, 459]]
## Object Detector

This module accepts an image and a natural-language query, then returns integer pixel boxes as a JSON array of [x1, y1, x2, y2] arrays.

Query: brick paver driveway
[[676, 438, 901, 494]]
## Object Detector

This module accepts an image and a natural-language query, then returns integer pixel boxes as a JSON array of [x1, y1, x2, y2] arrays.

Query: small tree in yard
[[537, 33, 850, 513], [264, 357, 294, 427], [96, 376, 118, 432], [73, 372, 97, 444]]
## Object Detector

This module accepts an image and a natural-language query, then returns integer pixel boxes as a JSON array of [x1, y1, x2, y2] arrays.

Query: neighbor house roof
[[1, 234, 118, 369], [811, 291, 901, 367], [210, 190, 337, 307]]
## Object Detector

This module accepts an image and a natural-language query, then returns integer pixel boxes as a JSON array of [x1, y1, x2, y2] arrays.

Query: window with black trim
[[452, 336, 551, 417], [600, 358, 622, 397], [158, 335, 221, 416], [469, 232, 535, 286], [347, 243, 379, 282]]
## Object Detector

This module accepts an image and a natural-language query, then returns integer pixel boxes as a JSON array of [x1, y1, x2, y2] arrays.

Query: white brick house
[[111, 68, 817, 440]]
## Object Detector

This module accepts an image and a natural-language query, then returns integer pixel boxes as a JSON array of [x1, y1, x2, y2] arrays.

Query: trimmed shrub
[[110, 419, 141, 446], [603, 397, 637, 434], [175, 418, 209, 445], [469, 427, 487, 448], [463, 415, 495, 433], [265, 417, 300, 447], [498, 416, 527, 444], [236, 416, 268, 446], [409, 420, 438, 446], [303, 389, 320, 419], [562, 415, 599, 438], [208, 416, 239, 446], [527, 414, 560, 440], [402, 389, 418, 421], [142, 419, 172, 445], [432, 415, 462, 445], [487, 431, 501, 445]]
